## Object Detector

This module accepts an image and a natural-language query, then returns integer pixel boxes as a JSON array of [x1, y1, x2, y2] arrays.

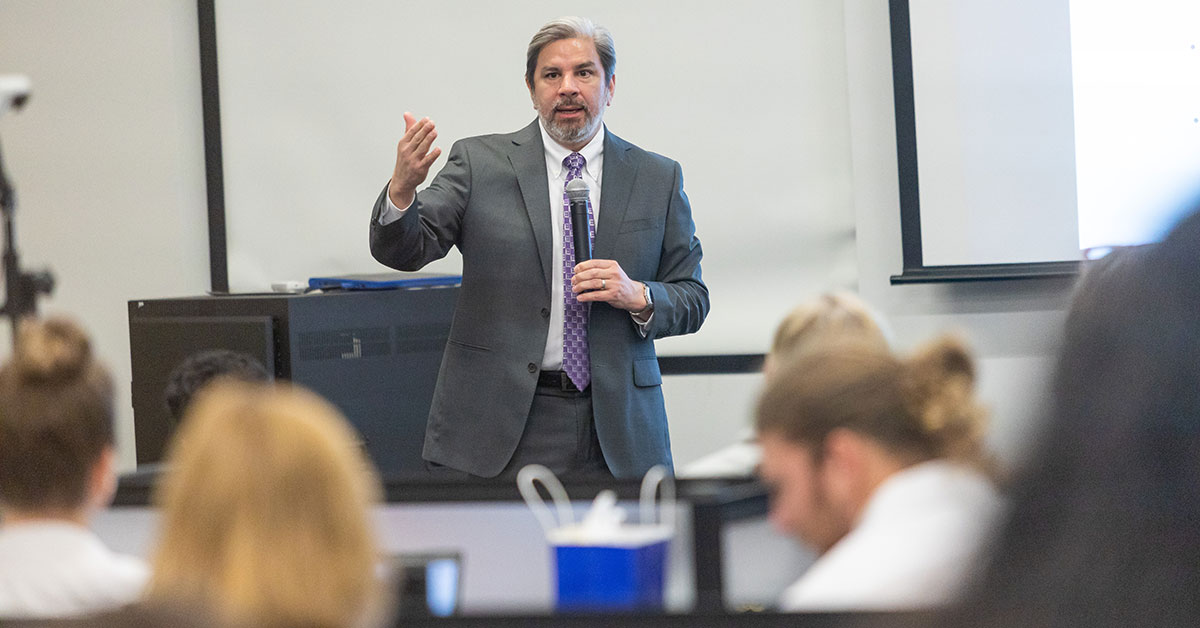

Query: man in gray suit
[[370, 16, 708, 479]]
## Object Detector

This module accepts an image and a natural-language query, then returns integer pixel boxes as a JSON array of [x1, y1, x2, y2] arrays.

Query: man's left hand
[[572, 259, 648, 312]]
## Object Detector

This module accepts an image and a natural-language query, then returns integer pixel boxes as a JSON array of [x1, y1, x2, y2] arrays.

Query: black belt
[[537, 370, 589, 393]]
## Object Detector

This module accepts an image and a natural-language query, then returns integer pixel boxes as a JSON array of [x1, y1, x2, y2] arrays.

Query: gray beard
[[543, 112, 602, 148]]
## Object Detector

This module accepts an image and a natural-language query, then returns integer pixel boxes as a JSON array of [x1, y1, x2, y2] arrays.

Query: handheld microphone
[[565, 178, 591, 264]]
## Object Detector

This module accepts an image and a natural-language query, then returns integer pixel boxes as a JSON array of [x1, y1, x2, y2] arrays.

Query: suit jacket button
[[540, 308, 550, 318], [527, 363, 537, 373]]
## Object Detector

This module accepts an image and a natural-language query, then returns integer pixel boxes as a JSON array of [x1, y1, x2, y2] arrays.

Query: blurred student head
[[764, 291, 890, 379], [953, 207, 1200, 625], [755, 336, 989, 553], [163, 349, 270, 426], [0, 317, 117, 520], [678, 292, 892, 480], [147, 381, 384, 628]]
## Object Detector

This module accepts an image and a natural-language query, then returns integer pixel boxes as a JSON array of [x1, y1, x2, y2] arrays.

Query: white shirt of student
[[779, 460, 1004, 612], [0, 520, 150, 619]]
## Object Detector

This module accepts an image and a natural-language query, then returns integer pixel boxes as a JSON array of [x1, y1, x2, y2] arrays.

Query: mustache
[[553, 98, 589, 111]]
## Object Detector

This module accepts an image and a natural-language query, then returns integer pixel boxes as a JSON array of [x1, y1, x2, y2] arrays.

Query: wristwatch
[[636, 283, 653, 316]]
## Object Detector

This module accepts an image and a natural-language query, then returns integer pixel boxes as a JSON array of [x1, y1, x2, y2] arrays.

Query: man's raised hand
[[387, 112, 442, 209]]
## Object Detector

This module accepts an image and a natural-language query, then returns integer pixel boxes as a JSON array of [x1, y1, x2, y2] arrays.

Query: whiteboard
[[904, 0, 1200, 268]]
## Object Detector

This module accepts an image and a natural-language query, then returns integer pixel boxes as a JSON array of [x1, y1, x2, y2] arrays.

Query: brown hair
[[756, 335, 989, 469], [147, 381, 383, 628], [525, 16, 616, 87], [0, 317, 114, 512]]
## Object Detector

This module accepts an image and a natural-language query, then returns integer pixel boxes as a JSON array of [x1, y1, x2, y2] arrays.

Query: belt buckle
[[559, 371, 576, 392]]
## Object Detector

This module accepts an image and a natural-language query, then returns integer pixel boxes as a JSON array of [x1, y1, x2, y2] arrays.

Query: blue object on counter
[[555, 538, 670, 612]]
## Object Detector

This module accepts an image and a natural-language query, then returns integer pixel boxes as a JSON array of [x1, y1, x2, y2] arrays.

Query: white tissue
[[548, 490, 671, 547]]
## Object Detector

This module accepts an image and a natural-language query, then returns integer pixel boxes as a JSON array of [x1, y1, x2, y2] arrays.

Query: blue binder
[[307, 272, 461, 291]]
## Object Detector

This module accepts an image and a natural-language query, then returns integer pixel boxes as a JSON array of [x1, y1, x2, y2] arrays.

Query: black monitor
[[129, 314, 275, 465]]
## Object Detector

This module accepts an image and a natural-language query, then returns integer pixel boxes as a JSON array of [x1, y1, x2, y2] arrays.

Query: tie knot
[[564, 152, 586, 181]]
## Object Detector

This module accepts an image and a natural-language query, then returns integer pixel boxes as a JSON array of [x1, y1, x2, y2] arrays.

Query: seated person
[[681, 292, 890, 477], [0, 318, 149, 618], [145, 381, 386, 628], [121, 350, 271, 485], [946, 206, 1200, 626], [163, 349, 270, 431], [755, 336, 1002, 611]]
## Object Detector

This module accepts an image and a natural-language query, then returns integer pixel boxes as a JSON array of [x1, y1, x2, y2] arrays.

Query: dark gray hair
[[525, 16, 616, 87]]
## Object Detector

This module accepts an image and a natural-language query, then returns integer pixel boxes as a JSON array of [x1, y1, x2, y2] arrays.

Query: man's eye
[[544, 72, 559, 80], [579, 69, 592, 77]]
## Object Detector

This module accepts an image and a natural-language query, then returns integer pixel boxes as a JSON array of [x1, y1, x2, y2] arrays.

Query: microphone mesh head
[[565, 177, 590, 202]]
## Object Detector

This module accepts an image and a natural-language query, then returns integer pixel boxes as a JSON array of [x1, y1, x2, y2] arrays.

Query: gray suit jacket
[[370, 120, 708, 478]]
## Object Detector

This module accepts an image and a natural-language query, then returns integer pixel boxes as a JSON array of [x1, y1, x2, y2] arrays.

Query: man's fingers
[[401, 116, 433, 147], [392, 114, 438, 199], [419, 147, 442, 169], [574, 259, 615, 274], [397, 119, 440, 178], [415, 127, 438, 155], [409, 119, 435, 148], [575, 280, 613, 302], [572, 270, 612, 289], [403, 118, 434, 149], [571, 267, 601, 286]]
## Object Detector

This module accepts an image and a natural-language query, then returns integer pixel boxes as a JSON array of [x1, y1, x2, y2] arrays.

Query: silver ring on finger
[[601, 278, 607, 290]]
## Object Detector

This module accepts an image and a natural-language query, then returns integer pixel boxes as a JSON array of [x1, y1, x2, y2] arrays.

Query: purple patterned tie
[[562, 152, 595, 390]]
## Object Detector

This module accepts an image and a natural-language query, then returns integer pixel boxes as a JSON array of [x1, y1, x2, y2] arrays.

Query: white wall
[[0, 0, 210, 470], [677, 1, 1078, 470], [842, 0, 1075, 468], [211, 0, 860, 356], [661, 0, 856, 467], [0, 0, 1073, 472]]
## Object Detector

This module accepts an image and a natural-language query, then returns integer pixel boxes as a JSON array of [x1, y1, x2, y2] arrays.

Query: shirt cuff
[[631, 309, 653, 338], [378, 191, 413, 226]]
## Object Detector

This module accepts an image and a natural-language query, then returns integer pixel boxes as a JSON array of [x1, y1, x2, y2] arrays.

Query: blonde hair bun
[[14, 317, 93, 382], [902, 335, 987, 462]]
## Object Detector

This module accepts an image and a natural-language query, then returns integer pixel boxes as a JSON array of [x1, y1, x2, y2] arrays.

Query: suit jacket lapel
[[595, 129, 636, 260], [509, 120, 553, 291]]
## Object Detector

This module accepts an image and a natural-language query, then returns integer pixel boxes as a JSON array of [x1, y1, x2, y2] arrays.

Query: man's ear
[[761, 354, 777, 381], [606, 74, 616, 106], [822, 428, 866, 475], [818, 428, 870, 518], [87, 446, 118, 512]]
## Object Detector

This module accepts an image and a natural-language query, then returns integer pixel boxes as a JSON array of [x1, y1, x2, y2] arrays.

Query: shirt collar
[[854, 460, 994, 529], [540, 120, 605, 181]]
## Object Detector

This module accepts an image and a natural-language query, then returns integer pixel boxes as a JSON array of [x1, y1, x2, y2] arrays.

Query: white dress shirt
[[0, 521, 149, 619], [779, 460, 1004, 612], [380, 122, 648, 371], [532, 123, 603, 370]]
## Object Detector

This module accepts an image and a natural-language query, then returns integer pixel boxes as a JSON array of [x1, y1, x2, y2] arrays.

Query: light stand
[[0, 135, 55, 346]]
